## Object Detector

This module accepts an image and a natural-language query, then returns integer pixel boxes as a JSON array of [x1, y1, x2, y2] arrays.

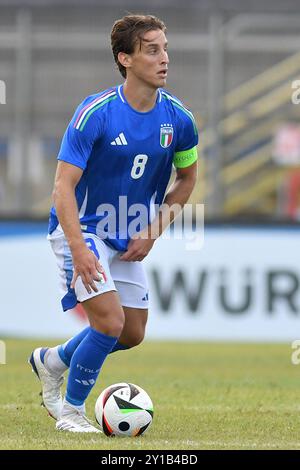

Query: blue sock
[[110, 341, 129, 353], [58, 328, 129, 368], [66, 328, 117, 406], [58, 327, 91, 367]]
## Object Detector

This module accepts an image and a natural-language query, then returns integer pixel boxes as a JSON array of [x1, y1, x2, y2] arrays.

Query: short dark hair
[[111, 14, 167, 78]]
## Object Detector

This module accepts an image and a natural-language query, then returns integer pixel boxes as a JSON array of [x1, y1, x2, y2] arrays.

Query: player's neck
[[123, 81, 158, 113]]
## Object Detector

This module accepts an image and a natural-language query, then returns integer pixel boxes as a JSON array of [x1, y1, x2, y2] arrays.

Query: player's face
[[128, 29, 169, 89]]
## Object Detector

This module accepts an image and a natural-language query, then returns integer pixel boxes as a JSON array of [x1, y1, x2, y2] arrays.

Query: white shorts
[[48, 228, 149, 311]]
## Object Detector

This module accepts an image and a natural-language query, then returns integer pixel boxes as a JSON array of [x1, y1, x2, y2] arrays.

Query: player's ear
[[118, 52, 132, 70]]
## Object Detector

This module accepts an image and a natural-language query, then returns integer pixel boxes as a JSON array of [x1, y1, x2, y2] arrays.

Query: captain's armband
[[173, 146, 198, 168]]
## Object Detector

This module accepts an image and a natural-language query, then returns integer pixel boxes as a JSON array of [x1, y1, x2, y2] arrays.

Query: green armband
[[173, 146, 198, 168]]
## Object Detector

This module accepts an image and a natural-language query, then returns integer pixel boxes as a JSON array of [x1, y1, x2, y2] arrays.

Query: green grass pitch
[[1, 339, 299, 450]]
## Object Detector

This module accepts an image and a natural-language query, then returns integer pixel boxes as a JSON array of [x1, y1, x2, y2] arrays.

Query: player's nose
[[160, 50, 169, 64]]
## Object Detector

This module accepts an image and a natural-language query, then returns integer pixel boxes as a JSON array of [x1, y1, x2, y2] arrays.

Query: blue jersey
[[49, 85, 198, 251]]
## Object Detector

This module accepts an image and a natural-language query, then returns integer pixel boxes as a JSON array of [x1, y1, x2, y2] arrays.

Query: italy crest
[[160, 124, 173, 148]]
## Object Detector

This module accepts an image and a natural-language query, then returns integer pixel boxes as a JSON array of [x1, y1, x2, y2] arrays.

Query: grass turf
[[0, 339, 299, 450]]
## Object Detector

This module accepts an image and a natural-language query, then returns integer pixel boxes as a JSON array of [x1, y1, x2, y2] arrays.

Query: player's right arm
[[53, 161, 104, 295], [53, 97, 105, 294]]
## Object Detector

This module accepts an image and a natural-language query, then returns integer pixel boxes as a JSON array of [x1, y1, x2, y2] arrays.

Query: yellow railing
[[199, 49, 300, 216], [224, 50, 300, 111]]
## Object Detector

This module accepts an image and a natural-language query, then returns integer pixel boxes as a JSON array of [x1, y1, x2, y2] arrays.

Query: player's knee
[[93, 311, 125, 337], [107, 316, 125, 337]]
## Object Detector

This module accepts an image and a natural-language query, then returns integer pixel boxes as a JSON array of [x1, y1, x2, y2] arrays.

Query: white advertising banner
[[0, 235, 88, 338], [145, 227, 300, 341], [1, 226, 300, 341]]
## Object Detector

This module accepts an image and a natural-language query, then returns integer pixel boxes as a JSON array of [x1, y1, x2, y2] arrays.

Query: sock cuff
[[89, 327, 118, 352], [65, 393, 85, 407]]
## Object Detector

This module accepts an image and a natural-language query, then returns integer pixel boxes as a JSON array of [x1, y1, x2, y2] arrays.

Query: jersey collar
[[117, 84, 162, 108]]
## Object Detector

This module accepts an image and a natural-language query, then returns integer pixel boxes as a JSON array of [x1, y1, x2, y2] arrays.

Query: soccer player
[[29, 14, 198, 432]]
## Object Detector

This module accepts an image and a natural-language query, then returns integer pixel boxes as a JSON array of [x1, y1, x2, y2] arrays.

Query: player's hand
[[70, 244, 105, 294], [119, 232, 155, 262]]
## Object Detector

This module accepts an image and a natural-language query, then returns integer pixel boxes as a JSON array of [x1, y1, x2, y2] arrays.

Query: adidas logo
[[75, 378, 95, 386], [110, 132, 128, 146]]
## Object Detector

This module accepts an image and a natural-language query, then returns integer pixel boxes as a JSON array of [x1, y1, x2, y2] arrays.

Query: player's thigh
[[119, 306, 148, 346]]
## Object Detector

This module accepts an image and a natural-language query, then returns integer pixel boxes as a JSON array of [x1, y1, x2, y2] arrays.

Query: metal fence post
[[9, 9, 32, 212], [207, 13, 224, 217]]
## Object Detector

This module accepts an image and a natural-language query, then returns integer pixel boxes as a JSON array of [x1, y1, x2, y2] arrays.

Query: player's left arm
[[157, 157, 198, 228], [144, 155, 198, 242], [120, 150, 198, 262], [156, 110, 199, 231], [120, 108, 199, 262]]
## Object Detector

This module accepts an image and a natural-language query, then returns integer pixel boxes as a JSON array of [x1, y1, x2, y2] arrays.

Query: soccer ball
[[95, 382, 153, 437]]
